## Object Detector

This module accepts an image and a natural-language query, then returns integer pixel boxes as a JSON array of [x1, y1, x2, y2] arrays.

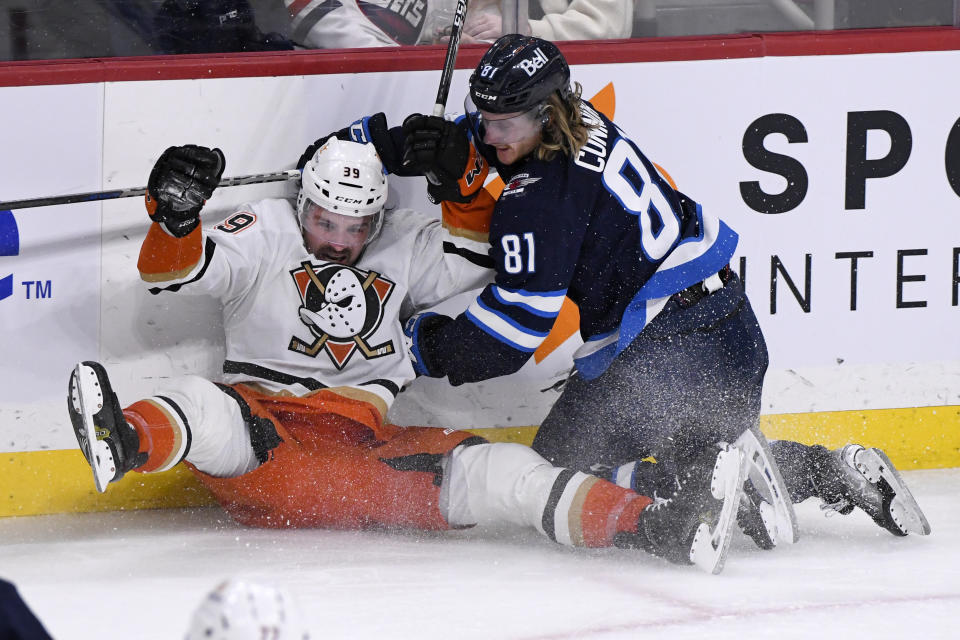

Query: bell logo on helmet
[[517, 48, 548, 77], [469, 35, 569, 115]]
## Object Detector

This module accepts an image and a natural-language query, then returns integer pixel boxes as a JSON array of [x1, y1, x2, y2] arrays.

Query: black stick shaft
[[425, 0, 470, 185], [433, 0, 469, 116], [0, 170, 301, 211]]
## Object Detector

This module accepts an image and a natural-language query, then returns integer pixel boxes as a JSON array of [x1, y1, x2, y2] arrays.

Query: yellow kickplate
[[759, 405, 960, 470], [2, 405, 957, 518], [0, 449, 214, 518], [472, 406, 960, 472]]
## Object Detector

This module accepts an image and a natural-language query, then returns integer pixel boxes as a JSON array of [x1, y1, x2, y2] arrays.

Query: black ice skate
[[67, 361, 145, 492], [737, 481, 776, 550], [819, 444, 931, 537], [734, 426, 798, 548], [614, 444, 745, 575]]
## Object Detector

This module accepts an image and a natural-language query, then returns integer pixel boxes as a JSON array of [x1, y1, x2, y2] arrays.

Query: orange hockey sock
[[578, 479, 653, 548], [123, 398, 190, 473], [544, 470, 653, 548]]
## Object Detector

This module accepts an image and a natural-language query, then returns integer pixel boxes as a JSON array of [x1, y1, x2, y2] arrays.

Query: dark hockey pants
[[532, 273, 768, 488]]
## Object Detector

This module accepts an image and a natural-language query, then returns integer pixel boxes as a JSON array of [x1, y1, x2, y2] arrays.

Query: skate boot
[[737, 481, 776, 550], [67, 361, 145, 492], [734, 426, 798, 548], [614, 444, 745, 574], [818, 444, 931, 536]]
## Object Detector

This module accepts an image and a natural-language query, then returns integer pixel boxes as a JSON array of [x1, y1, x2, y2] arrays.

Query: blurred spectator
[[284, 0, 630, 49], [458, 0, 633, 42], [285, 0, 431, 47], [155, 0, 295, 53]]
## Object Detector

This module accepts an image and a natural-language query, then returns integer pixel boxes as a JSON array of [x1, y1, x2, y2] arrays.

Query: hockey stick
[[433, 0, 469, 119], [0, 169, 301, 211], [424, 0, 470, 185]]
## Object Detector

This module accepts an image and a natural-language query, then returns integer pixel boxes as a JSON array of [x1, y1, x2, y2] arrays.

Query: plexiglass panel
[[0, 0, 954, 62]]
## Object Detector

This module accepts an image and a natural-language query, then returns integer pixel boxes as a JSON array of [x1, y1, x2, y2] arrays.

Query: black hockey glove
[[402, 312, 450, 378], [146, 144, 225, 237], [401, 114, 488, 204], [296, 112, 416, 176]]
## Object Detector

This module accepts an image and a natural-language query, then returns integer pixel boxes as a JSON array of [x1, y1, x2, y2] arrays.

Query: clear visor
[[464, 94, 545, 146], [298, 198, 381, 248]]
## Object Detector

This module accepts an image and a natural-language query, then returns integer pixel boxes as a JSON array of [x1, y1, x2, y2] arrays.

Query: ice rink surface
[[1, 468, 957, 640]]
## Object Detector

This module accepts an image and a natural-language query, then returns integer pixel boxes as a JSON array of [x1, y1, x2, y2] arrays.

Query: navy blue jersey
[[0, 578, 52, 639], [428, 101, 738, 384]]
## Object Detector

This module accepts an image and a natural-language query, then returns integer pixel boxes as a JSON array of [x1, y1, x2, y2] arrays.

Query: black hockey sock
[[770, 440, 836, 503]]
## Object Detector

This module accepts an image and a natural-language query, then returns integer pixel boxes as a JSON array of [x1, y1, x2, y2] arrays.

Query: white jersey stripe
[[146, 396, 190, 473], [551, 471, 595, 546], [466, 301, 549, 352], [490, 286, 565, 317]]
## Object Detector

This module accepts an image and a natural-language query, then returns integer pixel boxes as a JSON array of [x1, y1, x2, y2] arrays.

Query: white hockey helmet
[[296, 136, 387, 246], [184, 579, 309, 640]]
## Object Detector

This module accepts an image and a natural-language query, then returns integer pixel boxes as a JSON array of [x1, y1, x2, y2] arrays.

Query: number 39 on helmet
[[297, 136, 388, 246]]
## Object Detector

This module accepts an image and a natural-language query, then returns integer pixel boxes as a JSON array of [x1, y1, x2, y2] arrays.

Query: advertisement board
[[0, 84, 102, 450], [0, 34, 957, 484]]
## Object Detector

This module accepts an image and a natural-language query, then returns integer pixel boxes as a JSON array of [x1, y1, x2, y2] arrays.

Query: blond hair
[[535, 82, 595, 162]]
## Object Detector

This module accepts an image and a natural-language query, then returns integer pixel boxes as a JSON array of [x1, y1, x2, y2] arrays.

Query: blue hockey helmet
[[468, 35, 571, 115]]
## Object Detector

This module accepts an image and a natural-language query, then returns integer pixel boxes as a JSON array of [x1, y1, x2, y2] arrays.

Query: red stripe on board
[[760, 26, 960, 56], [0, 45, 482, 88], [558, 33, 764, 65], [0, 27, 957, 88]]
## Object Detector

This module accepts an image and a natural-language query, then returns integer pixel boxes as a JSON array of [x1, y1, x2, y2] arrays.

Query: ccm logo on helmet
[[517, 48, 548, 77], [335, 196, 363, 205]]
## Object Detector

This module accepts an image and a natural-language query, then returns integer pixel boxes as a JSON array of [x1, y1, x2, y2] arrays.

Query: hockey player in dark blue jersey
[[0, 578, 53, 639], [398, 34, 930, 549]]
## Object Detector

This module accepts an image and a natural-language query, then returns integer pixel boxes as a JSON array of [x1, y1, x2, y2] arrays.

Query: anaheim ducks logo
[[288, 261, 395, 369]]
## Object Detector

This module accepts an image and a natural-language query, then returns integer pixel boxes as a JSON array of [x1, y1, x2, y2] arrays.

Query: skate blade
[[860, 448, 931, 536], [758, 501, 777, 545], [734, 427, 799, 545], [690, 446, 745, 575], [70, 363, 115, 493]]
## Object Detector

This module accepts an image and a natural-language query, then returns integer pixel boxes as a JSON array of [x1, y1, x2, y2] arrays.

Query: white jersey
[[145, 198, 491, 415], [286, 0, 432, 48]]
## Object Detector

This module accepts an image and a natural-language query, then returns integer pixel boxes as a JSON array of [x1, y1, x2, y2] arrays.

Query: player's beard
[[314, 245, 355, 265]]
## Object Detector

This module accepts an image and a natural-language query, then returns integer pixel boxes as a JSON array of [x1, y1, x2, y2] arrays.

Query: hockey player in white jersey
[[67, 136, 747, 573]]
